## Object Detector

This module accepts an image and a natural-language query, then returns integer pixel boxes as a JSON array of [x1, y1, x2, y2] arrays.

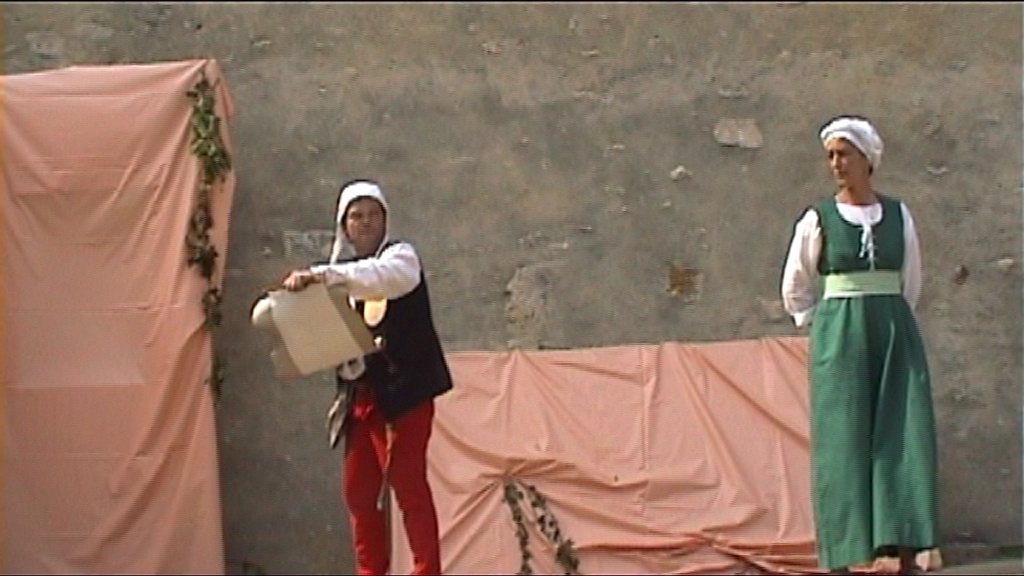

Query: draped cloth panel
[[394, 337, 826, 574], [3, 59, 234, 574]]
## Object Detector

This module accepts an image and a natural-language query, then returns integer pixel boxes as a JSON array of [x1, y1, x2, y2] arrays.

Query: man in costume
[[283, 179, 453, 575]]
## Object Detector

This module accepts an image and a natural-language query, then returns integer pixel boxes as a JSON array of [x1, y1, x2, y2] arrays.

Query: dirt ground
[[4, 3, 1022, 574]]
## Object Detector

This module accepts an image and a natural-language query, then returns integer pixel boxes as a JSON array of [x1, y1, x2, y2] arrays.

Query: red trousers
[[344, 385, 441, 575]]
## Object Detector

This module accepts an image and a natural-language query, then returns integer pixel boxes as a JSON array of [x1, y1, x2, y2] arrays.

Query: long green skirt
[[810, 294, 939, 569]]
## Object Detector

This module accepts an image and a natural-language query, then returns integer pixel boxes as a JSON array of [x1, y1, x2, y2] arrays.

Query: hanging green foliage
[[502, 479, 581, 575], [186, 67, 232, 397]]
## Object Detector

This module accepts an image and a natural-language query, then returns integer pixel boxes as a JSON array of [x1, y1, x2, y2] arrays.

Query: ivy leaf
[[185, 67, 233, 398]]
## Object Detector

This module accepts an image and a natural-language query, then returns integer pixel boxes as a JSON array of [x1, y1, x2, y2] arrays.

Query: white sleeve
[[781, 209, 823, 328], [900, 203, 922, 310], [310, 241, 422, 300]]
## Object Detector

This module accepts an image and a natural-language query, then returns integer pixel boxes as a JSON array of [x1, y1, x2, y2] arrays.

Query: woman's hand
[[282, 269, 321, 291]]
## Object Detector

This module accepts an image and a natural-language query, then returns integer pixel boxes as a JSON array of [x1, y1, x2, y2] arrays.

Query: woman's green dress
[[809, 194, 939, 569]]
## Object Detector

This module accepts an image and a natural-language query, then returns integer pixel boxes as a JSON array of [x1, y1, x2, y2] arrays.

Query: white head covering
[[328, 180, 390, 264], [819, 116, 884, 170]]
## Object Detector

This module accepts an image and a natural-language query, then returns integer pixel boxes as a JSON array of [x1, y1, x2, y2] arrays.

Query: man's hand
[[282, 269, 321, 291]]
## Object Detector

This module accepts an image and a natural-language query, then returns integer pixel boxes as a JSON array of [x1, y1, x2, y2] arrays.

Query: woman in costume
[[780, 116, 939, 575]]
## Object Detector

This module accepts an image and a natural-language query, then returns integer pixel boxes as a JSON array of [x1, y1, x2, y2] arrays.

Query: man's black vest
[[334, 242, 453, 421]]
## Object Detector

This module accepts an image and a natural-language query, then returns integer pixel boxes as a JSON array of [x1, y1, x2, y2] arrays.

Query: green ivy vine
[[502, 479, 581, 575], [185, 68, 232, 398]]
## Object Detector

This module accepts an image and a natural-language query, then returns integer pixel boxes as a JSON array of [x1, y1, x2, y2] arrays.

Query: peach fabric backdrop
[[390, 337, 826, 575], [3, 59, 234, 574]]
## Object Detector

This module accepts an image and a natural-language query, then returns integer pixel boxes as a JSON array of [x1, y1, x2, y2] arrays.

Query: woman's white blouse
[[780, 201, 922, 328]]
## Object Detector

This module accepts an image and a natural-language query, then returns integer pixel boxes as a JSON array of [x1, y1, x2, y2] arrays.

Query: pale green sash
[[822, 270, 901, 299]]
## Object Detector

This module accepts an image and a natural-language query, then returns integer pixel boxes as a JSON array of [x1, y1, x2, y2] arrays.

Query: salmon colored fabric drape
[[3, 59, 234, 574], [392, 337, 827, 575]]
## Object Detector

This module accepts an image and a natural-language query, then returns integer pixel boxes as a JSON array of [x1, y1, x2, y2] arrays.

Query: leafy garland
[[502, 479, 581, 575], [185, 68, 232, 397]]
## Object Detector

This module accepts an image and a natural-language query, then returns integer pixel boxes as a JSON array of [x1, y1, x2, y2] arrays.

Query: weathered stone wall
[[5, 3, 1021, 573]]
